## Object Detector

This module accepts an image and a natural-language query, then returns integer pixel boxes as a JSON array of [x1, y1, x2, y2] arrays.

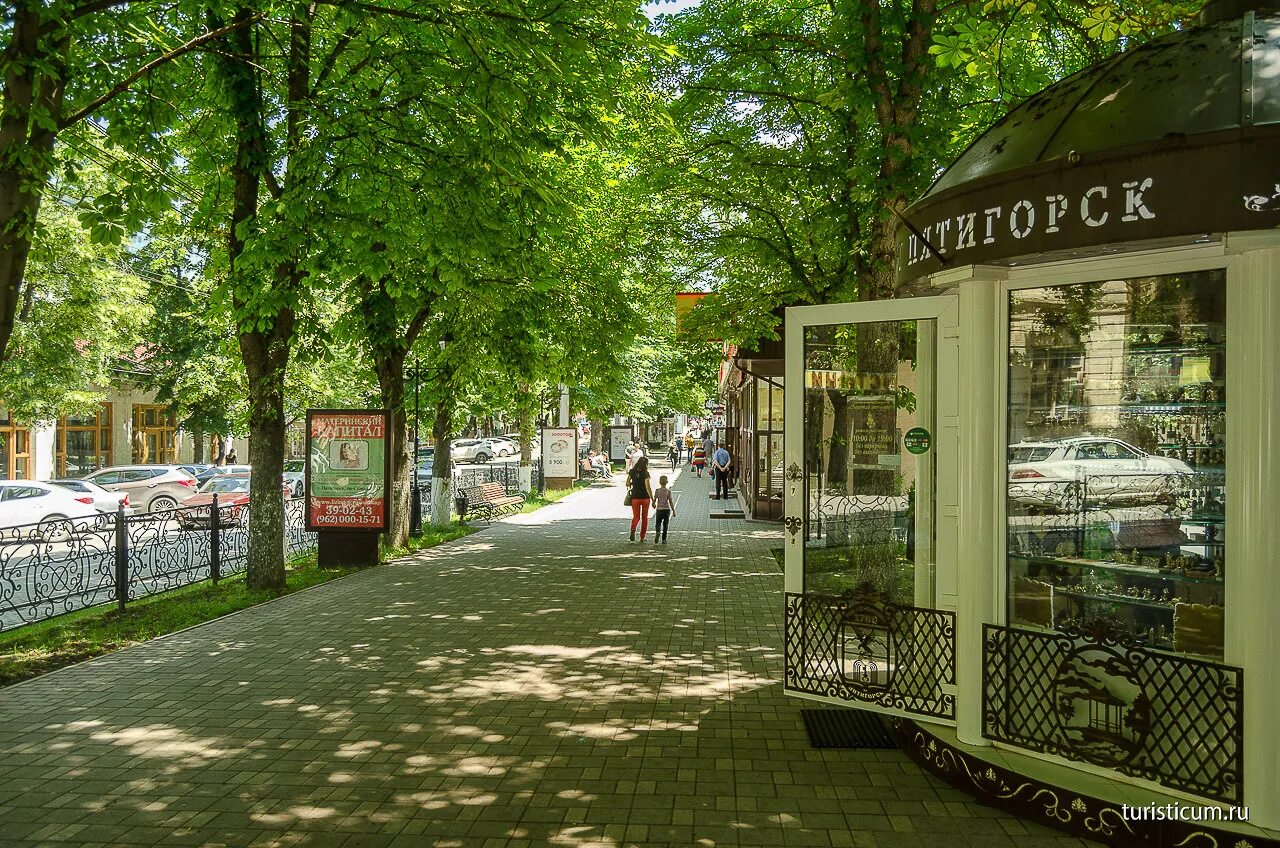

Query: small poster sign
[[541, 427, 579, 479], [305, 409, 390, 532], [608, 426, 633, 462]]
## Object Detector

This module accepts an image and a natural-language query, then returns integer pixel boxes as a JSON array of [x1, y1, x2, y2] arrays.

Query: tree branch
[[59, 14, 266, 129]]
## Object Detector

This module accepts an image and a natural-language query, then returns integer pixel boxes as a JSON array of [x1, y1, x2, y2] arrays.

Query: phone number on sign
[[311, 498, 383, 527]]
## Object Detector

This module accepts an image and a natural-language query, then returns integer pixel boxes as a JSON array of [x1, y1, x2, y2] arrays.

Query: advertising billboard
[[608, 426, 633, 462], [305, 410, 390, 532], [540, 427, 579, 479]]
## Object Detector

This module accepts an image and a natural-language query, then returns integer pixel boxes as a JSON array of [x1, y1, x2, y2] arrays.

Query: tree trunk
[[517, 392, 535, 494], [430, 397, 453, 526], [241, 327, 290, 589], [590, 416, 605, 453], [192, 427, 205, 463], [372, 348, 410, 548], [216, 8, 291, 590], [0, 9, 68, 367]]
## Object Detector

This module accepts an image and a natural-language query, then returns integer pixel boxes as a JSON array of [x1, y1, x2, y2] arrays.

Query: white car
[[1008, 436, 1194, 511], [482, 437, 519, 458], [0, 481, 103, 538], [450, 439, 493, 463], [49, 479, 133, 514]]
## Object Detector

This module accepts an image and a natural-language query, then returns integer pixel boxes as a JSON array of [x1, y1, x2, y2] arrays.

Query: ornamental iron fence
[[0, 497, 316, 633], [784, 585, 956, 721], [983, 618, 1243, 804]]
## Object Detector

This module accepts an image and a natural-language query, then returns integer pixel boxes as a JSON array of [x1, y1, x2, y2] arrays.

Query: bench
[[580, 458, 608, 479], [459, 482, 525, 522]]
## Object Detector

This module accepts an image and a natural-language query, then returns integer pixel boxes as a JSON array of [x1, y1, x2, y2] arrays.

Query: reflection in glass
[[803, 321, 931, 605], [1006, 271, 1226, 658]]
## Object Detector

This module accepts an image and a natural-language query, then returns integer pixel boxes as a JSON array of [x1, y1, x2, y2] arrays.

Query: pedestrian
[[700, 431, 715, 466], [684, 431, 696, 465], [691, 441, 706, 477], [627, 455, 653, 542], [712, 443, 732, 500], [667, 441, 678, 469], [652, 474, 676, 544], [225, 448, 238, 465], [590, 450, 610, 477]]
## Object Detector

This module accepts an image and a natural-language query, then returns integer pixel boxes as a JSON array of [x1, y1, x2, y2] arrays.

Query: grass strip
[[0, 522, 474, 687]]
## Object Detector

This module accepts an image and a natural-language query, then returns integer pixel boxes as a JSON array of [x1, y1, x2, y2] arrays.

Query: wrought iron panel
[[983, 620, 1243, 804], [0, 520, 115, 630], [285, 499, 317, 559], [125, 509, 213, 599], [784, 587, 956, 720]]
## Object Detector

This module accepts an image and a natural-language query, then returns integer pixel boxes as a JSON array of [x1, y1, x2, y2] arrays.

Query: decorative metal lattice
[[0, 498, 317, 632], [784, 586, 956, 720], [983, 619, 1243, 804]]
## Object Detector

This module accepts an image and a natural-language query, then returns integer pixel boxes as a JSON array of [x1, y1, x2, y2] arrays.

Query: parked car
[[83, 465, 199, 513], [0, 481, 102, 539], [178, 474, 253, 529], [1008, 436, 1194, 510], [178, 463, 216, 479], [196, 464, 251, 484], [482, 437, 518, 458], [450, 439, 492, 463], [49, 479, 133, 515], [415, 458, 434, 487], [500, 434, 538, 457], [282, 460, 305, 499]]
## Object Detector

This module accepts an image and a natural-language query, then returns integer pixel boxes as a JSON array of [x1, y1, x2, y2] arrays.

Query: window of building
[[56, 403, 112, 478], [1006, 270, 1226, 658], [0, 411, 33, 480], [132, 405, 179, 464]]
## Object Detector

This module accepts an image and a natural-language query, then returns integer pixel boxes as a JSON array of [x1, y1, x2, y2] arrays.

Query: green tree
[[0, 1, 262, 366], [0, 159, 150, 422]]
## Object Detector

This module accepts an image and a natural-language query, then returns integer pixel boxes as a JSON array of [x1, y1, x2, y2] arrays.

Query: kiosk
[[782, 1, 1280, 841]]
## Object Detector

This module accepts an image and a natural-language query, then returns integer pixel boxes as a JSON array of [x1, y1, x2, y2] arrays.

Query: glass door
[[783, 296, 958, 722]]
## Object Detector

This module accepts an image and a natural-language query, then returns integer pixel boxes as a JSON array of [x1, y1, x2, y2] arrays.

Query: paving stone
[[0, 469, 1089, 847]]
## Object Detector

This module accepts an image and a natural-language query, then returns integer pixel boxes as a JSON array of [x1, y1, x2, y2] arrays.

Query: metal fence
[[0, 498, 316, 633], [416, 462, 545, 516]]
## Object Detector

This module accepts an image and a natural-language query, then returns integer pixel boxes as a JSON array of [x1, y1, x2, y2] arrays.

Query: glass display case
[[1006, 271, 1226, 658]]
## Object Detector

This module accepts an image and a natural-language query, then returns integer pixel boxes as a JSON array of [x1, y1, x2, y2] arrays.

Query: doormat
[[800, 708, 898, 749]]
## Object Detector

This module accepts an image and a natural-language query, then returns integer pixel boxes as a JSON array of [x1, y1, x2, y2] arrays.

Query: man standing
[[711, 443, 731, 500]]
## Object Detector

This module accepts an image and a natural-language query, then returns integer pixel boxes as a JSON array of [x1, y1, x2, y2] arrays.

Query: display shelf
[[1019, 554, 1224, 584]]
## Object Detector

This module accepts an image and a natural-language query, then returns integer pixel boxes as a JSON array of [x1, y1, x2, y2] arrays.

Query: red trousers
[[630, 498, 651, 538]]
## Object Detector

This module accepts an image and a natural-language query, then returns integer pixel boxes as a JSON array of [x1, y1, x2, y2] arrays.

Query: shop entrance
[[782, 296, 959, 722]]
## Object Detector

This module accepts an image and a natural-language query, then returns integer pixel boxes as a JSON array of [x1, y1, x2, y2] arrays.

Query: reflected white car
[[1008, 437, 1194, 510]]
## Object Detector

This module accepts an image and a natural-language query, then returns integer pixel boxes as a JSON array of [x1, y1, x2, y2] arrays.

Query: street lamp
[[409, 357, 423, 537]]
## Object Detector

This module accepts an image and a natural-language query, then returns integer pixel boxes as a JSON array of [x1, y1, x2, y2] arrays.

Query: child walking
[[653, 475, 676, 544]]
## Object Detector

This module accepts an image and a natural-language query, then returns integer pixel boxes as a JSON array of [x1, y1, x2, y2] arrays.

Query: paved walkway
[[0, 465, 1088, 848]]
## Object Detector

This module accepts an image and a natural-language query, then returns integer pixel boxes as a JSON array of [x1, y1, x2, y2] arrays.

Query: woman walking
[[627, 455, 653, 542], [690, 441, 706, 477]]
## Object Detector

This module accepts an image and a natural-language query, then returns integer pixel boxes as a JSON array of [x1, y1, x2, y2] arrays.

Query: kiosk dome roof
[[928, 1, 1280, 197]]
